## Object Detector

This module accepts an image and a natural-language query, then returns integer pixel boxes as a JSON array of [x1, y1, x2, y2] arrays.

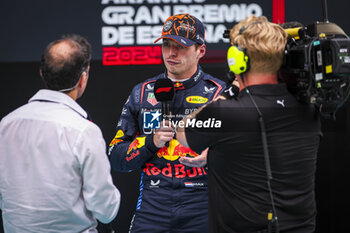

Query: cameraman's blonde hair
[[230, 15, 287, 74]]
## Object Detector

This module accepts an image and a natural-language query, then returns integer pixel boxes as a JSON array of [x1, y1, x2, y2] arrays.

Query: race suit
[[108, 66, 225, 233]]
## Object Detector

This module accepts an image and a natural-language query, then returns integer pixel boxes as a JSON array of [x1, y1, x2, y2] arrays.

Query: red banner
[[103, 46, 162, 65], [272, 0, 285, 24]]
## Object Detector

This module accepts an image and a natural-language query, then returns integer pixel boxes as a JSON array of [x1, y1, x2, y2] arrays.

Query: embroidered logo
[[277, 99, 285, 107], [203, 86, 215, 94], [186, 96, 208, 104], [145, 84, 154, 92], [163, 20, 173, 32], [147, 93, 159, 106], [151, 180, 160, 186], [150, 180, 160, 188], [224, 86, 235, 97]]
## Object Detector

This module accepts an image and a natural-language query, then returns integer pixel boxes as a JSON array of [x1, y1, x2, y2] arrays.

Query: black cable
[[241, 78, 280, 233]]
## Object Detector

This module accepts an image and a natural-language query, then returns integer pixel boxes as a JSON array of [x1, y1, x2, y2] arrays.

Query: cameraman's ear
[[39, 69, 43, 78]]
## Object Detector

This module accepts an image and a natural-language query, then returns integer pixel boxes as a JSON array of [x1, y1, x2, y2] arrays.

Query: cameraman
[[177, 15, 322, 233]]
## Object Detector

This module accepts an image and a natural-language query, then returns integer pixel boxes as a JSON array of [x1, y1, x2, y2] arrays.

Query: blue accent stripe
[[136, 171, 144, 210]]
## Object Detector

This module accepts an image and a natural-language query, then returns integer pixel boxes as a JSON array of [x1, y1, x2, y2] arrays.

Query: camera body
[[280, 21, 350, 116]]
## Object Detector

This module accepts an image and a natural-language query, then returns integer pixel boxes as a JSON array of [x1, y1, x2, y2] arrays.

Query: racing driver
[[108, 14, 225, 233]]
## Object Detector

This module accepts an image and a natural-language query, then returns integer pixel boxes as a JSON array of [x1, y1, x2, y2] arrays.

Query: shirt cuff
[[145, 134, 159, 153]]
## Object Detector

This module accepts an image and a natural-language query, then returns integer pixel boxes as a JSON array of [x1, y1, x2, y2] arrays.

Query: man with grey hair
[[0, 34, 121, 233]]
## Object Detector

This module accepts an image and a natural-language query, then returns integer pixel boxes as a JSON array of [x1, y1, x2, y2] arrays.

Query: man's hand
[[153, 120, 175, 148], [179, 148, 209, 167]]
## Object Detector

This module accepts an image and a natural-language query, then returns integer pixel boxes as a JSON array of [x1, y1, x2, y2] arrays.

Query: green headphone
[[227, 45, 249, 75], [226, 22, 265, 75]]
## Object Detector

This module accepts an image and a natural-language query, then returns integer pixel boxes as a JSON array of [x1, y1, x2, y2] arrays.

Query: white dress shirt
[[0, 89, 120, 233]]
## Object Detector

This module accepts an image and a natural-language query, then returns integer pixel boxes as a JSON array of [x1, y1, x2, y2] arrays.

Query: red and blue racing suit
[[108, 67, 225, 233]]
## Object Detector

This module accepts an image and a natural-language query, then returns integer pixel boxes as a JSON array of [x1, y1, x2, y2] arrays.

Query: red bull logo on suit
[[156, 139, 198, 161], [127, 136, 146, 154], [109, 129, 124, 146], [143, 162, 207, 178]]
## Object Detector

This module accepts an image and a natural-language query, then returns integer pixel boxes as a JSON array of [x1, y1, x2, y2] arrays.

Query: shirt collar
[[29, 89, 88, 119], [165, 65, 203, 91], [239, 83, 289, 97]]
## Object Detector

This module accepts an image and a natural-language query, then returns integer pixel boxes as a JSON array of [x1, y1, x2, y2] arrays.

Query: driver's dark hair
[[40, 34, 91, 91]]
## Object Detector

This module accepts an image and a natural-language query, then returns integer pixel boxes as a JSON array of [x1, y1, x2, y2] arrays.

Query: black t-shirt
[[185, 84, 322, 233]]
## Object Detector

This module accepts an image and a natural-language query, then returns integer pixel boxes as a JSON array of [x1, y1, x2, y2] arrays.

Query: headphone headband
[[239, 20, 265, 35]]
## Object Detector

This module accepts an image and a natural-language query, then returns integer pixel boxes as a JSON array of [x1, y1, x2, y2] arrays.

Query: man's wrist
[[145, 135, 160, 152]]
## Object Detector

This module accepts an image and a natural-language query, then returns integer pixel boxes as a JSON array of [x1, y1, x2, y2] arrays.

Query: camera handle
[[322, 0, 329, 22]]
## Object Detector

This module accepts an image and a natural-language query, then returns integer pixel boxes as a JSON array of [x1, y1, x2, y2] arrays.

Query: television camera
[[223, 0, 350, 118], [280, 21, 350, 118]]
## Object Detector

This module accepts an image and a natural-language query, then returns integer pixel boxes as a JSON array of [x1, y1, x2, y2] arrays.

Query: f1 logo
[[155, 87, 172, 93]]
